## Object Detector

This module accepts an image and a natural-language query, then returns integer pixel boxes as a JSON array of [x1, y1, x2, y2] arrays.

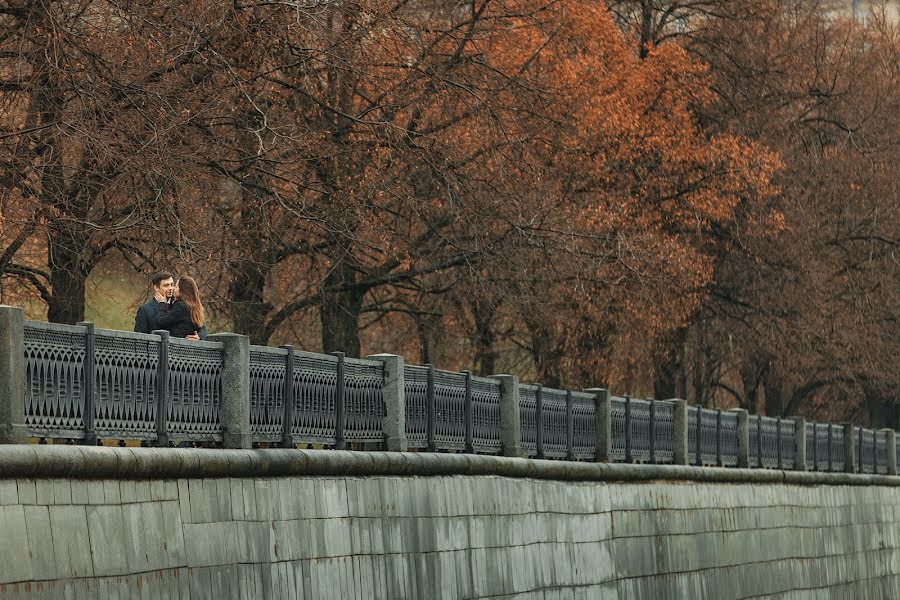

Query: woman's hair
[[176, 276, 205, 328]]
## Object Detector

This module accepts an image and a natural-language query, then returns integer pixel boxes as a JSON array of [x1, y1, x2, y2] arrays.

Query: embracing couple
[[133, 272, 208, 340]]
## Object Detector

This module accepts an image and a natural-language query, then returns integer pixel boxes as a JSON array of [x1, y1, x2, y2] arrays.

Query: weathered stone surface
[[1, 449, 900, 598]]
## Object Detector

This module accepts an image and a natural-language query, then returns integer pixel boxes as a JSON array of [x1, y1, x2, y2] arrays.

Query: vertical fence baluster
[[624, 395, 632, 463], [78, 322, 97, 446], [649, 399, 656, 465], [776, 417, 783, 469], [858, 426, 863, 472], [716, 409, 722, 467], [565, 390, 574, 460], [280, 345, 295, 448], [332, 352, 346, 450], [535, 384, 544, 459], [153, 330, 170, 447], [756, 416, 762, 468], [812, 423, 818, 471], [827, 423, 833, 472], [463, 370, 473, 453], [426, 364, 436, 452], [696, 406, 703, 466]]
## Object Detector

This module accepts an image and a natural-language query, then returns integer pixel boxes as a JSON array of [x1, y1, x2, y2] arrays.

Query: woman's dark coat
[[155, 301, 201, 338]]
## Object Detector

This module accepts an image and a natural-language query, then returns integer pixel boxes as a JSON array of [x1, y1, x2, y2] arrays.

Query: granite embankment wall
[[0, 447, 899, 599]]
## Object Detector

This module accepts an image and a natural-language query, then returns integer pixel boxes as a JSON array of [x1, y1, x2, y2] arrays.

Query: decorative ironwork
[[538, 387, 569, 459], [403, 365, 429, 448], [858, 427, 876, 474], [17, 320, 900, 476], [688, 407, 726, 466], [875, 430, 888, 475], [166, 338, 224, 442], [292, 352, 339, 445], [342, 358, 384, 443], [94, 329, 159, 441], [470, 376, 502, 454], [571, 392, 597, 460], [432, 370, 467, 450], [249, 346, 287, 443], [519, 384, 538, 458], [24, 322, 87, 439]]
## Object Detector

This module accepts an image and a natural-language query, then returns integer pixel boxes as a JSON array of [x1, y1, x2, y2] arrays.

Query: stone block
[[17, 479, 37, 504], [159, 500, 186, 568], [70, 480, 89, 505], [48, 505, 93, 578], [86, 505, 129, 577], [229, 479, 246, 521], [86, 482, 105, 505], [253, 479, 274, 522], [121, 502, 151, 573], [34, 480, 55, 505], [133, 480, 151, 503], [0, 480, 18, 505], [102, 480, 121, 504], [176, 479, 191, 524], [119, 480, 138, 504], [23, 505, 56, 581], [0, 505, 32, 583]]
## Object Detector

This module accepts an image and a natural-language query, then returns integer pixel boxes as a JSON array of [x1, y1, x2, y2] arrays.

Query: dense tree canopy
[[0, 0, 896, 425]]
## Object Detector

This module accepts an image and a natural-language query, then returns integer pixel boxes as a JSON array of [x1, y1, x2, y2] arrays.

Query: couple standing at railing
[[133, 272, 209, 341]]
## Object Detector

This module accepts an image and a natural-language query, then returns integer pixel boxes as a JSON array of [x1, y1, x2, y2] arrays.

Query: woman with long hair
[[155, 276, 206, 338]]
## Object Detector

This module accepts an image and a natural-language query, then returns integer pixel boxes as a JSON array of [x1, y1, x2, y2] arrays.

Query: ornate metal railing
[[15, 318, 900, 476]]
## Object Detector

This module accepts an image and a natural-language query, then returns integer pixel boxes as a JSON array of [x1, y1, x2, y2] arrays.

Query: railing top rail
[[168, 337, 223, 350], [24, 320, 86, 335], [249, 344, 289, 357], [95, 328, 163, 342]]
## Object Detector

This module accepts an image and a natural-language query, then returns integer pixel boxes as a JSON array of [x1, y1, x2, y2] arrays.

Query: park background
[[0, 0, 897, 426]]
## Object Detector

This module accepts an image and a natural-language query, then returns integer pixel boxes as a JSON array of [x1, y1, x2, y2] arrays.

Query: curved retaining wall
[[0, 447, 898, 599]]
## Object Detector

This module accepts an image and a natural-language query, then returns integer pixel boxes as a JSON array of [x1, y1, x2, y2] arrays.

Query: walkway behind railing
[[0, 306, 896, 476]]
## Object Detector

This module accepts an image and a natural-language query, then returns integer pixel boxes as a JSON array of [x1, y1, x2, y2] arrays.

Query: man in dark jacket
[[134, 272, 207, 340]]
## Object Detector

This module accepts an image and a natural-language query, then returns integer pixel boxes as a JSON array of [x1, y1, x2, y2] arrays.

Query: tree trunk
[[763, 372, 784, 417], [46, 222, 87, 324], [470, 299, 497, 377], [320, 261, 364, 357], [229, 261, 272, 345]]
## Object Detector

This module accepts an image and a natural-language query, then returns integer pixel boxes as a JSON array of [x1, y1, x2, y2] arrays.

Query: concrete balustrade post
[[584, 388, 611, 462], [491, 374, 522, 458], [209, 333, 251, 449], [730, 409, 749, 468], [882, 429, 897, 476], [791, 417, 807, 471], [368, 354, 407, 451], [843, 423, 857, 474], [0, 305, 26, 444], [672, 400, 689, 466]]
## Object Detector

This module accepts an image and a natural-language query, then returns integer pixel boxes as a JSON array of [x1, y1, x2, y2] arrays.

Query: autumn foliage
[[0, 0, 896, 425]]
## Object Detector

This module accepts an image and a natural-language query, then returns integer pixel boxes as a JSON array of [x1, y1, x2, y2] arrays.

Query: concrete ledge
[[1, 446, 898, 485]]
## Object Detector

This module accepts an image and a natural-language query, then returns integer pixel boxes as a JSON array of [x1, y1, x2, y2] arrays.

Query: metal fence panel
[[24, 322, 87, 439], [403, 365, 429, 448], [292, 352, 338, 445], [858, 427, 876, 474], [519, 384, 538, 458], [166, 338, 224, 441], [343, 358, 384, 443], [249, 346, 287, 443], [539, 387, 568, 458], [688, 407, 722, 466], [471, 376, 501, 454], [875, 430, 889, 475], [433, 370, 467, 450], [571, 392, 597, 460], [94, 329, 159, 440], [719, 411, 739, 467]]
